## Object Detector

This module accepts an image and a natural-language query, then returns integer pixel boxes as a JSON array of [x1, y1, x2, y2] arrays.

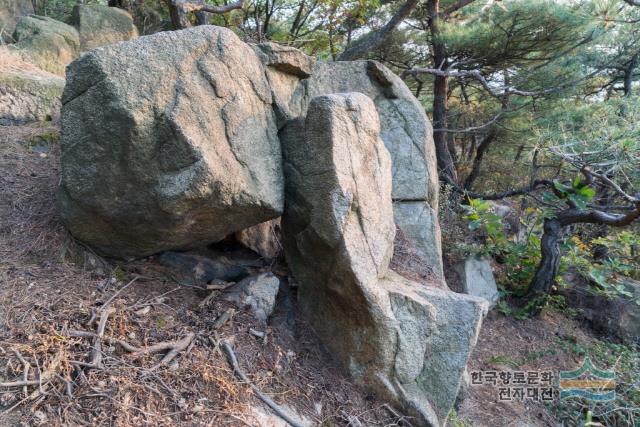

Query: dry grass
[[390, 227, 444, 288], [0, 124, 403, 426]]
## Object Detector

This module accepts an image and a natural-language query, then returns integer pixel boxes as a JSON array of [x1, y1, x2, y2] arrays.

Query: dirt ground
[[0, 123, 635, 426]]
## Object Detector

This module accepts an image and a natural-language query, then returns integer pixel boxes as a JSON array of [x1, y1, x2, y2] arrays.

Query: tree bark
[[524, 218, 563, 301], [463, 130, 495, 189], [168, 0, 243, 29], [428, 0, 458, 182], [623, 53, 638, 97]]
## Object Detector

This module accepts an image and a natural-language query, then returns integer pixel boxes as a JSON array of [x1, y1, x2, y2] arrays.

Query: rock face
[[71, 5, 138, 51], [281, 93, 486, 426], [59, 26, 283, 257], [454, 257, 500, 307], [560, 274, 640, 345], [58, 27, 484, 426], [11, 15, 80, 75], [0, 0, 33, 42], [261, 56, 444, 280], [0, 48, 64, 125], [393, 202, 443, 280], [235, 219, 282, 260], [157, 251, 251, 283]]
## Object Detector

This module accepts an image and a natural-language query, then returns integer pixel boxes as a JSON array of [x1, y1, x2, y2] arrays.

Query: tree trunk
[[168, 0, 244, 29], [428, 0, 458, 182], [168, 2, 189, 29], [524, 218, 563, 302], [463, 131, 495, 189], [619, 53, 639, 116]]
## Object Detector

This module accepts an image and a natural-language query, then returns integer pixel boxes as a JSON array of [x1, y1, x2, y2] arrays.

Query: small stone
[[134, 306, 150, 316], [222, 273, 280, 322]]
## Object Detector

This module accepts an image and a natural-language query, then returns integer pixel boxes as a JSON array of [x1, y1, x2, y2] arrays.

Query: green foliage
[[562, 230, 640, 302], [461, 199, 542, 297], [551, 178, 596, 210], [461, 195, 639, 317]]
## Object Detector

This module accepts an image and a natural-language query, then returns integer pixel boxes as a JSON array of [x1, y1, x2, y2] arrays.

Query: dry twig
[[221, 340, 306, 427]]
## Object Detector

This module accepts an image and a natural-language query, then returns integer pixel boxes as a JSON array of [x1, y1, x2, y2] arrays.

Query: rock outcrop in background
[[0, 48, 64, 125], [72, 4, 138, 51], [0, 5, 138, 125], [0, 0, 32, 41], [56, 25, 484, 426], [11, 15, 80, 75]]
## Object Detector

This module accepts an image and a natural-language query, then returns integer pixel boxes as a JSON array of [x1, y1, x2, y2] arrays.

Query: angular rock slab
[[235, 218, 282, 260], [72, 5, 138, 51], [12, 15, 80, 75], [59, 26, 283, 258], [454, 257, 499, 307], [282, 93, 486, 426]]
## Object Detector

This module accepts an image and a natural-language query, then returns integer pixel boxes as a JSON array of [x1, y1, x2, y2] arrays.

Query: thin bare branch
[[402, 67, 601, 98], [222, 341, 306, 427], [339, 0, 419, 61]]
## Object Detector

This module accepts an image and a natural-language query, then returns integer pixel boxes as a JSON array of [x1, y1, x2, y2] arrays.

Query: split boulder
[[261, 56, 444, 280]]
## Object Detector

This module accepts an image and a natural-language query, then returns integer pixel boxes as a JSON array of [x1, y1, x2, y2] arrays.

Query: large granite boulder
[[71, 4, 138, 51], [0, 0, 33, 42], [281, 93, 486, 426], [59, 26, 283, 257], [0, 48, 64, 125], [11, 15, 80, 75], [253, 49, 444, 281]]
